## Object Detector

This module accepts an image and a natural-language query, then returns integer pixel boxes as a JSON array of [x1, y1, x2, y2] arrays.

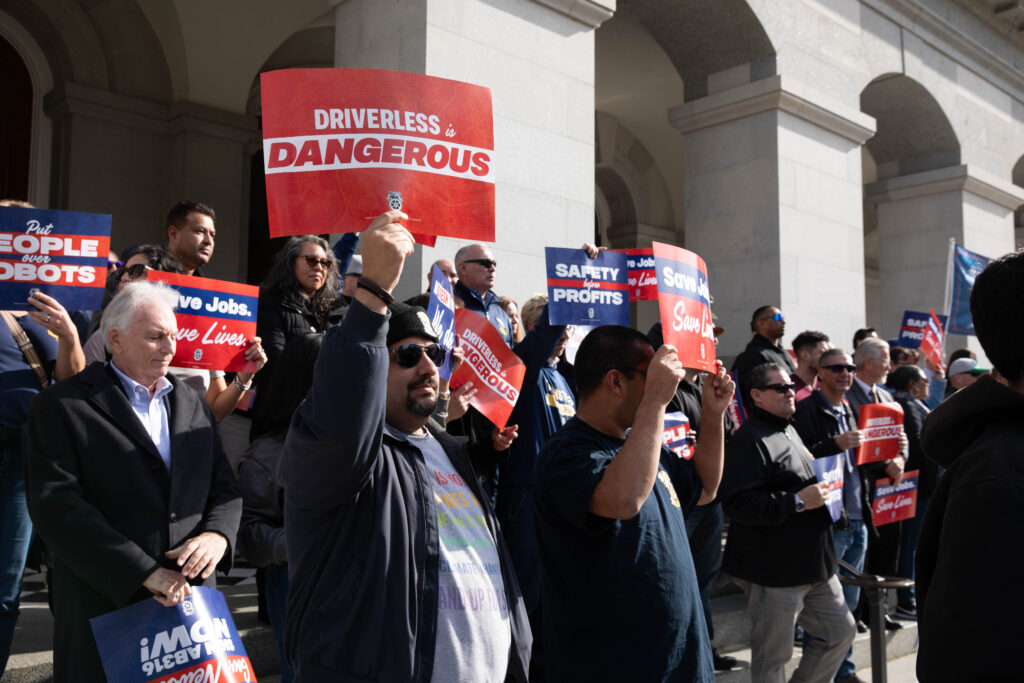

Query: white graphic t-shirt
[[409, 432, 511, 682]]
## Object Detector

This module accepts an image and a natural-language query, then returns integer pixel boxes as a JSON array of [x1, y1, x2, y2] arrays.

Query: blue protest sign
[[427, 263, 456, 380], [948, 245, 991, 335], [897, 310, 948, 349], [90, 586, 255, 683], [662, 411, 693, 459], [812, 455, 844, 523], [545, 247, 629, 326], [0, 205, 111, 311]]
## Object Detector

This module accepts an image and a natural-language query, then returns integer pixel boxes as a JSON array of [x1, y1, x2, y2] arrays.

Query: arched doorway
[[0, 35, 33, 201]]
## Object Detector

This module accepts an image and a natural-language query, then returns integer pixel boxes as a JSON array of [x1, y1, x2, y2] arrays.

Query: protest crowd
[[2, 185, 1023, 683]]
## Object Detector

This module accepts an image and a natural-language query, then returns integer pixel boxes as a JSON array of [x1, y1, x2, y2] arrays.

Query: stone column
[[331, 0, 613, 304], [866, 165, 1023, 355], [670, 74, 876, 362]]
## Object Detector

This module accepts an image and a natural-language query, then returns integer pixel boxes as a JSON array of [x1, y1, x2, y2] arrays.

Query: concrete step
[[710, 587, 919, 682]]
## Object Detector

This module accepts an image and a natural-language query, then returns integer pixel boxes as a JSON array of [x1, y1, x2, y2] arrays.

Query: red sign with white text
[[872, 470, 919, 526], [920, 309, 944, 368], [260, 68, 494, 242], [147, 272, 258, 372], [616, 248, 658, 301], [856, 402, 904, 465], [450, 309, 525, 428], [652, 242, 716, 372]]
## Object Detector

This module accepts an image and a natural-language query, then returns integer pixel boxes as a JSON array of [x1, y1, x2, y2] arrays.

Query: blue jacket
[[280, 300, 531, 682], [454, 280, 514, 346]]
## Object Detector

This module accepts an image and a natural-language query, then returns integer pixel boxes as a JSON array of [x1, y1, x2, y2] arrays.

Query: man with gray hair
[[453, 244, 514, 346], [25, 281, 241, 681]]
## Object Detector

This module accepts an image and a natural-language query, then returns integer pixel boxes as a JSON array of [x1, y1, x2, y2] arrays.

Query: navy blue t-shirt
[[1, 314, 57, 432], [533, 417, 714, 682]]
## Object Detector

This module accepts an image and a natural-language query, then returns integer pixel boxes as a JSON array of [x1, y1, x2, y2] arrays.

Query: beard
[[406, 374, 439, 417]]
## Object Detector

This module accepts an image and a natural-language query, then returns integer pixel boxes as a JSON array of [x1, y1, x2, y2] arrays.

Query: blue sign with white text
[[427, 263, 456, 381], [545, 247, 629, 326], [812, 454, 844, 523], [89, 586, 256, 683]]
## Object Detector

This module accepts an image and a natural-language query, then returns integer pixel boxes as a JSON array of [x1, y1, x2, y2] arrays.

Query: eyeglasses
[[121, 263, 151, 280], [757, 312, 785, 323], [463, 258, 497, 269], [822, 364, 856, 374], [756, 382, 795, 394], [301, 255, 331, 269], [390, 343, 446, 368]]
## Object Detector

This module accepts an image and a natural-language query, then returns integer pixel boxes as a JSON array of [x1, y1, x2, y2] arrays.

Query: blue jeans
[[264, 563, 293, 683], [0, 445, 33, 677], [833, 520, 868, 681], [685, 502, 723, 642]]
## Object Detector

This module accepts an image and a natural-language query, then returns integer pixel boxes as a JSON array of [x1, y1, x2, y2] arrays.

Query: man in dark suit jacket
[[25, 281, 241, 682]]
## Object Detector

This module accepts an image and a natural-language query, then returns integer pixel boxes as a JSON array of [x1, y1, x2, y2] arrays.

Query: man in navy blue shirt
[[534, 325, 733, 682]]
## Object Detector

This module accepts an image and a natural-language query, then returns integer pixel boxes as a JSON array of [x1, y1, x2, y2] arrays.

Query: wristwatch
[[794, 493, 806, 513]]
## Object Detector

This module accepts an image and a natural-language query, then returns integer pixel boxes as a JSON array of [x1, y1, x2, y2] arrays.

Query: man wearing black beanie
[[280, 212, 530, 682]]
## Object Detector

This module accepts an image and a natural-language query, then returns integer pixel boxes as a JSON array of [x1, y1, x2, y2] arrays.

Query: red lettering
[[268, 142, 297, 168], [324, 138, 354, 164], [404, 141, 428, 166], [450, 148, 472, 173], [355, 138, 381, 163], [294, 140, 323, 167], [471, 151, 490, 176]]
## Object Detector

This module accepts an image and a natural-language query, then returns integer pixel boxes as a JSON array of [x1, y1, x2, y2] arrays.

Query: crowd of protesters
[[1, 197, 1022, 683]]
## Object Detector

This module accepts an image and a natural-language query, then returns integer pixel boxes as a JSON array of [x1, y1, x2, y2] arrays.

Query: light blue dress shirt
[[110, 362, 174, 471]]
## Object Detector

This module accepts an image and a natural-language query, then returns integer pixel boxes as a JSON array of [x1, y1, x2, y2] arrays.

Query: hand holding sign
[[166, 532, 228, 581], [796, 482, 827, 510], [643, 345, 686, 409], [699, 360, 734, 417], [834, 430, 862, 451], [26, 290, 79, 345], [143, 567, 191, 607]]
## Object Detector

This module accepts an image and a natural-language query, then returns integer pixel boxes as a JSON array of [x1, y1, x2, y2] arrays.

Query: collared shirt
[[110, 362, 174, 471], [853, 375, 877, 402], [828, 399, 863, 520]]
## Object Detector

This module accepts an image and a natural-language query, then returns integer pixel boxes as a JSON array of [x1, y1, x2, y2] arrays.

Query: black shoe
[[855, 619, 868, 633], [713, 650, 737, 671], [884, 615, 903, 631], [895, 604, 918, 621]]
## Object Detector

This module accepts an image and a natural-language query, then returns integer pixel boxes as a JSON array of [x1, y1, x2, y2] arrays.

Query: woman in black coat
[[252, 236, 346, 438]]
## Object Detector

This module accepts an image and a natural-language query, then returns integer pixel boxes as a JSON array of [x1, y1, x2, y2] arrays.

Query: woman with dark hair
[[886, 363, 937, 621], [252, 236, 346, 438], [236, 333, 323, 683]]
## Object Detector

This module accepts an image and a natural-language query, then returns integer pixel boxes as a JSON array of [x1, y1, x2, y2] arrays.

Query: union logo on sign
[[193, 349, 203, 361], [387, 191, 403, 211]]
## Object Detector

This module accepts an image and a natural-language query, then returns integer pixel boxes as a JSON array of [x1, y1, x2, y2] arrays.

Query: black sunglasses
[[301, 255, 331, 269], [822, 364, 856, 374], [390, 343, 445, 368], [756, 312, 785, 323], [464, 258, 497, 268], [756, 382, 795, 394], [121, 263, 151, 280]]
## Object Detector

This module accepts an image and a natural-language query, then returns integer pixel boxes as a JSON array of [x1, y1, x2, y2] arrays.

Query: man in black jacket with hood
[[720, 362, 855, 683], [731, 305, 796, 410], [916, 250, 1024, 682]]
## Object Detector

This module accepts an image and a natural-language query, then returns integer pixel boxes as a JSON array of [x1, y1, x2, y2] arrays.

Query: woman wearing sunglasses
[[252, 236, 346, 439]]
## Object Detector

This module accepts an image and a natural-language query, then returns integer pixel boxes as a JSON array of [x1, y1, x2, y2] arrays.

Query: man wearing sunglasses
[[793, 349, 877, 683], [280, 212, 530, 683], [731, 305, 797, 410], [453, 244, 514, 346], [719, 362, 856, 683]]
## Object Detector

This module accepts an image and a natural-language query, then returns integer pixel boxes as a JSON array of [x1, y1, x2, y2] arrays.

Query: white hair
[[101, 281, 178, 353], [853, 337, 889, 367]]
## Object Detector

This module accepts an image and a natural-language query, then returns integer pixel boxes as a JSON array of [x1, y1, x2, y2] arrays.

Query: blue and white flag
[[426, 263, 456, 381], [948, 244, 991, 336]]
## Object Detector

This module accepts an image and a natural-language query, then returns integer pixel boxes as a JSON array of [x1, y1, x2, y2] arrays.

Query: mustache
[[408, 374, 436, 391]]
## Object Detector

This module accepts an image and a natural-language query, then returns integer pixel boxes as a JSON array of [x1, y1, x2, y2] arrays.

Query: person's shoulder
[[538, 419, 610, 463]]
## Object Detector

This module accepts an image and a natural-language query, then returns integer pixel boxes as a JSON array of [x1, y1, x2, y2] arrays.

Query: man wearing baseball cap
[[946, 357, 989, 394]]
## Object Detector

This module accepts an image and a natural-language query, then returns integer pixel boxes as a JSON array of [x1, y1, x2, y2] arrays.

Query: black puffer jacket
[[915, 376, 1024, 682], [730, 334, 797, 408]]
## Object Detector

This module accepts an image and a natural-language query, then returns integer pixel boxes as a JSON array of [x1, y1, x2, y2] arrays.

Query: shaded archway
[[0, 35, 32, 200]]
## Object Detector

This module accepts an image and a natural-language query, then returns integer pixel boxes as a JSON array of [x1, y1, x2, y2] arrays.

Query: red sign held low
[[855, 402, 904, 465], [450, 309, 525, 428], [872, 470, 919, 526]]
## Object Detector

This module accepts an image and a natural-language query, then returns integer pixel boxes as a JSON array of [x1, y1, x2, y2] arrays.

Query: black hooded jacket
[[916, 375, 1024, 682]]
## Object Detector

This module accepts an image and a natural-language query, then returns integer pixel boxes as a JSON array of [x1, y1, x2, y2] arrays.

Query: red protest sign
[[615, 248, 658, 301], [920, 308, 944, 368], [451, 309, 525, 428], [147, 272, 258, 372], [855, 402, 904, 465], [872, 470, 919, 526], [652, 242, 716, 372], [260, 68, 494, 242]]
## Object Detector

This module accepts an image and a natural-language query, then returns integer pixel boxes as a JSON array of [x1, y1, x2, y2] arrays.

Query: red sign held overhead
[[652, 242, 717, 373], [147, 272, 259, 373], [615, 248, 658, 301], [260, 68, 494, 242], [450, 309, 525, 429], [920, 309, 945, 368], [855, 402, 905, 465]]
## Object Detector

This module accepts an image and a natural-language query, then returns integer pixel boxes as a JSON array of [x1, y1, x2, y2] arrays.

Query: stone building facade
[[2, 0, 1022, 360]]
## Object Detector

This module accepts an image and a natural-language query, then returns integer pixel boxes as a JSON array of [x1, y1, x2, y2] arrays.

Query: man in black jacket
[[25, 281, 241, 682], [916, 251, 1024, 682], [793, 348, 873, 683], [720, 362, 855, 683], [731, 305, 796, 409], [281, 212, 530, 682]]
